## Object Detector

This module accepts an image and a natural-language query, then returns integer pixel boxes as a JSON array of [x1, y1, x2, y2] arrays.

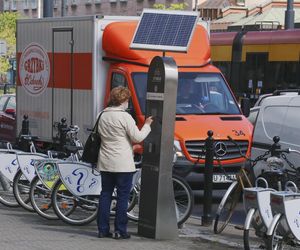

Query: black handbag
[[81, 112, 104, 164]]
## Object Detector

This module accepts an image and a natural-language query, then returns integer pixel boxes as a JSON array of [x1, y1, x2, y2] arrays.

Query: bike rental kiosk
[[129, 9, 199, 239]]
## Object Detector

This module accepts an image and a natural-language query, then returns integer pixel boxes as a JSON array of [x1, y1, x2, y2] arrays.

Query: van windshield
[[132, 72, 240, 115]]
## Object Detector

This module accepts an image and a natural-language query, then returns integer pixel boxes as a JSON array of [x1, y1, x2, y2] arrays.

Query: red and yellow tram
[[210, 29, 300, 100]]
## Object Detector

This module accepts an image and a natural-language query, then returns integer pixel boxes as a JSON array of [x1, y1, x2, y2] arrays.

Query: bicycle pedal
[[234, 225, 244, 230]]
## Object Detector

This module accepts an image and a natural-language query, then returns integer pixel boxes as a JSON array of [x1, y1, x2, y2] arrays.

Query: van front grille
[[185, 140, 249, 160]]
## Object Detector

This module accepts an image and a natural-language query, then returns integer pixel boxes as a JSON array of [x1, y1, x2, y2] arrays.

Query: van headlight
[[173, 140, 185, 163]]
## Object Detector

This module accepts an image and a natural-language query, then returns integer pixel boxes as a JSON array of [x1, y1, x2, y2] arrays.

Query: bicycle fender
[[244, 208, 256, 230], [266, 213, 282, 236], [217, 181, 239, 214]]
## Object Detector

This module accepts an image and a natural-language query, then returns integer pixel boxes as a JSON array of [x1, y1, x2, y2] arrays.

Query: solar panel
[[130, 9, 199, 52]]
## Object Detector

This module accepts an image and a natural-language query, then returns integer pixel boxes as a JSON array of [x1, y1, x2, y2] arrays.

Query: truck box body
[[17, 16, 137, 143]]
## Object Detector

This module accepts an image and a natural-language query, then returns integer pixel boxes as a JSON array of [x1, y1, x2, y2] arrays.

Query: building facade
[[1, 0, 193, 17]]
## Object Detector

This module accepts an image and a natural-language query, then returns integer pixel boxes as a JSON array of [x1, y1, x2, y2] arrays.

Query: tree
[[0, 12, 18, 77], [153, 3, 189, 10]]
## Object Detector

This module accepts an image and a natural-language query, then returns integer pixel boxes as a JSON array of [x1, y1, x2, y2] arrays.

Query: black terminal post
[[271, 136, 281, 157], [202, 130, 214, 226], [58, 117, 68, 148]]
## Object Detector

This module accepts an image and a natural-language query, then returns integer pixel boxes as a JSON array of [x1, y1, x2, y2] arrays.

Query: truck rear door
[[52, 28, 74, 138]]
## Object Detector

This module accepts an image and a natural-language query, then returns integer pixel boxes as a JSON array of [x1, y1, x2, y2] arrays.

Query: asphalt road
[[0, 203, 240, 250]]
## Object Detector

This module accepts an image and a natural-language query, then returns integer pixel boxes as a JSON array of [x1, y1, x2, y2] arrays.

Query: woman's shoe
[[113, 232, 131, 239], [98, 232, 113, 238]]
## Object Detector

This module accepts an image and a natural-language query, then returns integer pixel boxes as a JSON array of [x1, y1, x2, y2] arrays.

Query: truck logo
[[215, 142, 227, 157], [19, 43, 50, 96]]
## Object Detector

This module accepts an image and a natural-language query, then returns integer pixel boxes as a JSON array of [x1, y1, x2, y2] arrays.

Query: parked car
[[0, 94, 16, 143], [251, 91, 300, 177]]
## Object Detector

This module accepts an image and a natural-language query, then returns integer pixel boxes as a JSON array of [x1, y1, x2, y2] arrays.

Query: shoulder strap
[[93, 110, 126, 133], [92, 112, 104, 133]]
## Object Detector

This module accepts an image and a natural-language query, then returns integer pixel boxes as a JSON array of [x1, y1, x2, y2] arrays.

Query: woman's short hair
[[108, 86, 131, 106]]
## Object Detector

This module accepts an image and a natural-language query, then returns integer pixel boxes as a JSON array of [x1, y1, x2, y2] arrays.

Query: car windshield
[[132, 72, 240, 115]]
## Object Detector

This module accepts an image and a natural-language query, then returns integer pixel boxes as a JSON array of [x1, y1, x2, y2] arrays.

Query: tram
[[210, 29, 300, 103]]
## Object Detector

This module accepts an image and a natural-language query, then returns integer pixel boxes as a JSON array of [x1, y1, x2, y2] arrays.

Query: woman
[[97, 86, 153, 239]]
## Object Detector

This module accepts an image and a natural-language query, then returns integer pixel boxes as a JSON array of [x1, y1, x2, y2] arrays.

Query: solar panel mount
[[130, 9, 199, 53]]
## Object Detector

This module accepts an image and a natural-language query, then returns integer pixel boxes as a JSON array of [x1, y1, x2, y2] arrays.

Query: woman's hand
[[145, 116, 153, 125]]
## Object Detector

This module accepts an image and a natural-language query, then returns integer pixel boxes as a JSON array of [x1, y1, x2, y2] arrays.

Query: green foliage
[[0, 12, 18, 75], [153, 3, 189, 10]]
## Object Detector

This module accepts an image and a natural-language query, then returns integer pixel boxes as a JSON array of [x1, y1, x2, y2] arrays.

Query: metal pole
[[285, 0, 294, 29], [202, 130, 214, 226], [194, 0, 198, 11], [43, 0, 53, 17], [61, 0, 66, 17], [37, 0, 43, 18]]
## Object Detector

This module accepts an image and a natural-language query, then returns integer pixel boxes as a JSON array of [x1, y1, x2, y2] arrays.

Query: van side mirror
[[240, 98, 250, 117]]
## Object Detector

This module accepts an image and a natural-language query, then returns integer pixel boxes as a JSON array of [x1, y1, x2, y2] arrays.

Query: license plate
[[213, 174, 236, 183]]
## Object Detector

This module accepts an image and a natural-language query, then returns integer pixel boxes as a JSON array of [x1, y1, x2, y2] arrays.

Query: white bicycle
[[266, 181, 300, 250]]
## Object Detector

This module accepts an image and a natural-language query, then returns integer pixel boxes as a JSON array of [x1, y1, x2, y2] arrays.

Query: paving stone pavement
[[0, 204, 248, 250]]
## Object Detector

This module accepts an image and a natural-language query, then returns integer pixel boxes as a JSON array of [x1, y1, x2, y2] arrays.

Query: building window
[[23, 0, 30, 9], [68, 0, 78, 6], [4, 0, 9, 10], [86, 0, 92, 6], [31, 0, 37, 9], [11, 0, 17, 10]]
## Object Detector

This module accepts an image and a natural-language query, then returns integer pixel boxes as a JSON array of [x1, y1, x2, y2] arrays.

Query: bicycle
[[13, 136, 50, 212], [243, 177, 276, 250], [12, 124, 82, 213], [29, 126, 83, 220], [213, 136, 289, 234], [266, 182, 300, 250], [263, 151, 300, 250], [0, 142, 20, 207], [0, 137, 38, 208], [50, 157, 194, 227]]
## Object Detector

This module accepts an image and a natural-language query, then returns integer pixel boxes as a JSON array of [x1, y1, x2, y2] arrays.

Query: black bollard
[[21, 115, 29, 135], [19, 114, 30, 151], [58, 118, 68, 148], [202, 130, 214, 226], [271, 136, 281, 157]]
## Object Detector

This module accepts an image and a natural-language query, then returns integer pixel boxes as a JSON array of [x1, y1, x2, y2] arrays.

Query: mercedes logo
[[215, 142, 227, 157]]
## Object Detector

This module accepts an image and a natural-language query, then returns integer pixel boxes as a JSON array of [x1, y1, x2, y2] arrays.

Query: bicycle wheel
[[126, 187, 140, 222], [30, 175, 58, 220], [243, 209, 266, 250], [214, 181, 241, 234], [127, 175, 194, 227], [13, 169, 34, 212], [51, 179, 98, 225], [173, 175, 194, 226], [0, 171, 19, 207], [269, 217, 299, 250]]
